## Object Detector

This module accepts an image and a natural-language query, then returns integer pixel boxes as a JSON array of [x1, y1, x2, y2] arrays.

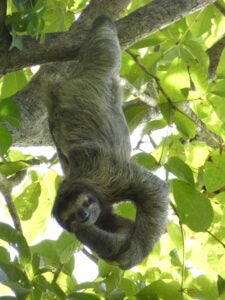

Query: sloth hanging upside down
[[44, 16, 169, 270]]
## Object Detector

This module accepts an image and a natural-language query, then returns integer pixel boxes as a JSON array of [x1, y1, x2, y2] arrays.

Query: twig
[[120, 77, 157, 107], [52, 263, 64, 283], [0, 174, 22, 233], [207, 230, 225, 248], [82, 248, 98, 264], [170, 202, 185, 293]]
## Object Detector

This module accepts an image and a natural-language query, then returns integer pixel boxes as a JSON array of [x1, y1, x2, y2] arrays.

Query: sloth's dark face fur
[[60, 192, 101, 231]]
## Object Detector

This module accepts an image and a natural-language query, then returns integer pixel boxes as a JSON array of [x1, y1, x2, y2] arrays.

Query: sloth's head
[[52, 182, 102, 232]]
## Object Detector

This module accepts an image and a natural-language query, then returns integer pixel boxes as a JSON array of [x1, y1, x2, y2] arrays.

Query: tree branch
[[117, 0, 216, 49], [0, 0, 216, 76], [0, 0, 7, 31], [0, 174, 23, 233], [0, 0, 11, 55], [73, 0, 132, 30]]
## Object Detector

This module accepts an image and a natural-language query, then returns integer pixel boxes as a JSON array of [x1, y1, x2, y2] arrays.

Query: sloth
[[45, 16, 169, 269]]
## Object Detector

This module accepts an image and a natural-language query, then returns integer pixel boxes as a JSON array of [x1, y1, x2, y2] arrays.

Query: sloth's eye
[[83, 196, 96, 207], [88, 196, 96, 204]]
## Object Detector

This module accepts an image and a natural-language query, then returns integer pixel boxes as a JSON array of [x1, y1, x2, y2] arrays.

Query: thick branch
[[118, 0, 216, 48], [0, 0, 7, 29], [73, 0, 132, 30], [208, 37, 225, 76], [0, 0, 216, 76], [0, 0, 11, 54]]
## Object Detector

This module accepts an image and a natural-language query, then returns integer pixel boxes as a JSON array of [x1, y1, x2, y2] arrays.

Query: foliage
[[0, 0, 225, 299]]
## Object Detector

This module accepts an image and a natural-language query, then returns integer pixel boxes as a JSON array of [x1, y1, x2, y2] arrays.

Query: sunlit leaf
[[204, 150, 225, 192], [1, 71, 27, 98], [0, 126, 12, 156], [165, 156, 194, 184], [172, 179, 214, 232], [14, 182, 41, 220], [174, 110, 196, 138], [133, 152, 158, 171]]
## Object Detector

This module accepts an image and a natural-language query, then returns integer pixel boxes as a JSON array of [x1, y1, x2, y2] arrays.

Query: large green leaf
[[0, 261, 30, 299], [133, 152, 158, 171], [0, 161, 30, 176], [174, 110, 196, 139], [165, 156, 194, 184], [204, 150, 225, 192], [31, 236, 76, 275], [172, 179, 213, 232], [160, 57, 190, 102], [1, 71, 27, 98], [124, 103, 148, 132], [56, 231, 81, 265], [14, 182, 41, 220], [0, 223, 31, 264], [137, 280, 183, 300], [0, 98, 22, 128]]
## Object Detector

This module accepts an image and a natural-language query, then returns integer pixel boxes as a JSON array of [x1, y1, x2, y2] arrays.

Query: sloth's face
[[60, 192, 101, 232]]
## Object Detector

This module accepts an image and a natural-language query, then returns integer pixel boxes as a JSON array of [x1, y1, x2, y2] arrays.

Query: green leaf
[[143, 119, 167, 134], [187, 6, 215, 37], [208, 78, 225, 98], [170, 249, 182, 267], [0, 126, 12, 156], [216, 48, 225, 76], [13, 0, 28, 5], [115, 202, 136, 221], [42, 1, 73, 33], [32, 237, 75, 280], [174, 110, 196, 138], [0, 223, 31, 263], [124, 104, 148, 132], [133, 152, 158, 171], [31, 240, 59, 266], [190, 275, 219, 300], [165, 157, 194, 184], [0, 261, 30, 299], [0, 246, 10, 263], [204, 150, 225, 192], [14, 182, 41, 220], [167, 222, 183, 249], [0, 98, 22, 128], [137, 280, 183, 300], [119, 278, 138, 295], [33, 275, 65, 299], [172, 179, 214, 232], [1, 71, 27, 98], [0, 161, 30, 176], [56, 231, 81, 264], [218, 276, 225, 297], [6, 12, 28, 32], [68, 293, 100, 300], [160, 57, 190, 102]]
